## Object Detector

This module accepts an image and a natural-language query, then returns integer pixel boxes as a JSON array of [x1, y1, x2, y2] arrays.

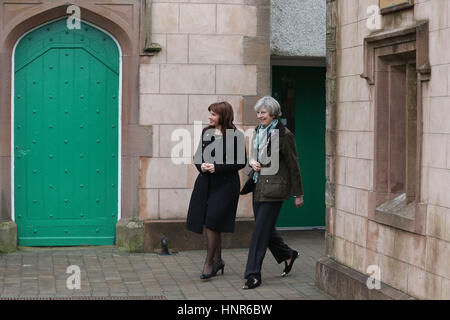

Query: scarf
[[252, 119, 278, 183]]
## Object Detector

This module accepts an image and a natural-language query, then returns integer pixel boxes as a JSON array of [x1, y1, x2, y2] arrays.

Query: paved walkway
[[0, 230, 334, 300]]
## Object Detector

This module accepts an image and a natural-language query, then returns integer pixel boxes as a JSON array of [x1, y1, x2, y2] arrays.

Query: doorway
[[13, 18, 120, 246], [272, 66, 326, 229]]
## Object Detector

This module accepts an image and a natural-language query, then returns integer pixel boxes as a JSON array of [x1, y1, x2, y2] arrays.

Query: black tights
[[202, 228, 222, 275]]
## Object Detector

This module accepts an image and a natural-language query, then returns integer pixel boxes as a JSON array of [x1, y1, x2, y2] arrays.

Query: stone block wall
[[138, 0, 270, 222], [330, 0, 449, 299], [0, 0, 269, 251]]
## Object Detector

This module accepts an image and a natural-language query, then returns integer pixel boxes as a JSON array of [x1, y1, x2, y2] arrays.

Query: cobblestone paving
[[0, 230, 334, 300]]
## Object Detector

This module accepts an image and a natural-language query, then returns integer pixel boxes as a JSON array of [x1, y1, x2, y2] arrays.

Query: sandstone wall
[[138, 0, 271, 222], [332, 0, 449, 299]]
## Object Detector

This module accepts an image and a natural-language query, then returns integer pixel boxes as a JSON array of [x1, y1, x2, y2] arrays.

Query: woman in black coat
[[186, 101, 247, 280]]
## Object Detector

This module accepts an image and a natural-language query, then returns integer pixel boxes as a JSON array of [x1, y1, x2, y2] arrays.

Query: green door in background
[[14, 19, 120, 246], [272, 66, 326, 229]]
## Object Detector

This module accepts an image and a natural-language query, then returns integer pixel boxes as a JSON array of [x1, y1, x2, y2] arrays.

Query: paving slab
[[0, 230, 334, 300]]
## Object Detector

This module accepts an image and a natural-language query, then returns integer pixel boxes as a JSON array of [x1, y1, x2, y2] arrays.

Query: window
[[362, 21, 430, 234]]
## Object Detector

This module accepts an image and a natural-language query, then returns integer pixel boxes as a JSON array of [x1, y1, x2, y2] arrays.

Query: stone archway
[[0, 0, 149, 251]]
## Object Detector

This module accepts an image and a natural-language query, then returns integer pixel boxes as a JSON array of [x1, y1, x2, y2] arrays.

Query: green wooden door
[[272, 66, 326, 228], [14, 19, 119, 246]]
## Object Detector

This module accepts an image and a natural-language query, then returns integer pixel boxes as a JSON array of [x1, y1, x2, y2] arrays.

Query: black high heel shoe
[[242, 275, 261, 290], [212, 260, 225, 277], [281, 250, 299, 277], [200, 273, 213, 280], [200, 263, 214, 280]]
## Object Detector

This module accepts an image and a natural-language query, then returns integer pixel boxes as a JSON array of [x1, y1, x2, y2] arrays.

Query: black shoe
[[242, 275, 261, 290], [281, 250, 299, 277], [200, 273, 213, 280], [212, 260, 225, 277], [200, 263, 214, 280]]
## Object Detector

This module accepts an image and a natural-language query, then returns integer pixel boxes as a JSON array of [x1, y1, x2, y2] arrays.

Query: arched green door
[[14, 19, 120, 246]]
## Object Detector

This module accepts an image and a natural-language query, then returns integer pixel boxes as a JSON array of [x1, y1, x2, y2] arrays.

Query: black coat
[[186, 128, 247, 234]]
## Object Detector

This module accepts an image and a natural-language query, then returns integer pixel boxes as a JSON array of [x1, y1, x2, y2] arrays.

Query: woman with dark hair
[[186, 101, 247, 280]]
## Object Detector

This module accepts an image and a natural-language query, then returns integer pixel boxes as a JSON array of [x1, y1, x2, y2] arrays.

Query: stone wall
[[0, 0, 270, 251], [0, 0, 145, 224], [138, 0, 271, 222], [330, 0, 449, 299]]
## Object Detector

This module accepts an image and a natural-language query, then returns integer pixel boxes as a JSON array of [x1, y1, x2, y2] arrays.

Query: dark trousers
[[244, 194, 294, 279]]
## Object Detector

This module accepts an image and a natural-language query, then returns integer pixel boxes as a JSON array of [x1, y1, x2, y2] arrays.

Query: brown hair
[[206, 101, 236, 137]]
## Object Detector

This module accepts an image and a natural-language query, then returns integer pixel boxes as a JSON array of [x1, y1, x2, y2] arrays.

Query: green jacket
[[240, 121, 304, 202]]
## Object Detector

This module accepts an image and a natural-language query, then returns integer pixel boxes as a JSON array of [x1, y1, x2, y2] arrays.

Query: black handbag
[[240, 170, 255, 195]]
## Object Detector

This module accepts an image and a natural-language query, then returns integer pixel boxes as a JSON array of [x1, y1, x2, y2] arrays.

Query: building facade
[[0, 0, 271, 252], [316, 0, 449, 300], [4, 0, 446, 301], [0, 0, 331, 253]]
